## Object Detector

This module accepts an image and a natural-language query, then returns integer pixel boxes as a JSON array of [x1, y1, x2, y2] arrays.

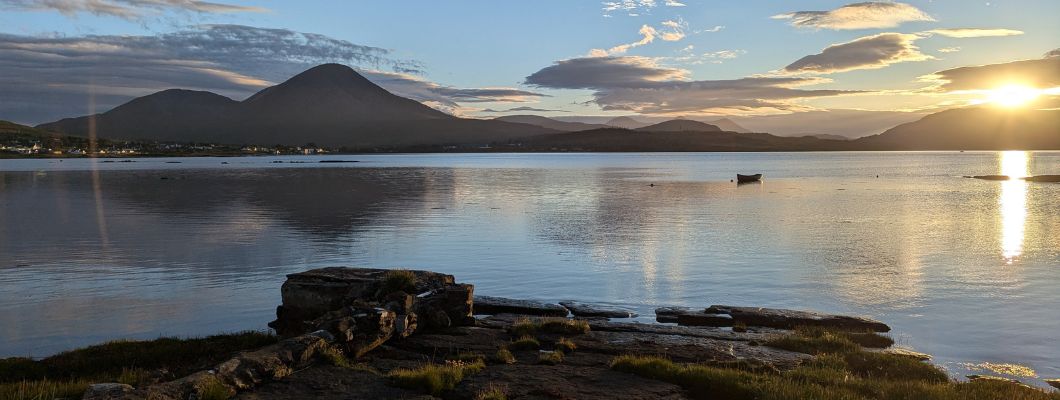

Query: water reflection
[[999, 151, 1028, 263]]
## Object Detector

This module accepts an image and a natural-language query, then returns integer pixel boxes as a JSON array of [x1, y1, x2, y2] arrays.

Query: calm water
[[1, 152, 1058, 385]]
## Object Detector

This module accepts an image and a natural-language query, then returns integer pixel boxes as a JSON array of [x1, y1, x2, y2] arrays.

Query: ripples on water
[[0, 152, 1058, 386]]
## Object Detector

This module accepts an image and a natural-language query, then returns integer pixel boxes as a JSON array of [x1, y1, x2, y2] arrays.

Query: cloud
[[0, 0, 266, 19], [784, 33, 932, 74], [601, 0, 683, 17], [525, 56, 858, 115], [589, 19, 685, 56], [925, 28, 1024, 38], [481, 106, 570, 113], [0, 25, 541, 123], [525, 56, 688, 90], [922, 55, 1060, 91], [697, 25, 724, 33], [773, 2, 934, 30], [938, 47, 961, 53], [671, 49, 746, 65], [1047, 49, 1060, 58]]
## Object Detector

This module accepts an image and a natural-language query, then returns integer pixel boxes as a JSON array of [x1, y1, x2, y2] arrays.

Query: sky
[[1, 0, 1058, 129]]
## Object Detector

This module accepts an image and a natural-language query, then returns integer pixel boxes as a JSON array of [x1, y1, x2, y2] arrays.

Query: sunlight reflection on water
[[999, 151, 1028, 263]]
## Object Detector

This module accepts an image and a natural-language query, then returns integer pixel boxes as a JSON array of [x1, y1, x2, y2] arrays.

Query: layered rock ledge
[[76, 266, 1056, 400]]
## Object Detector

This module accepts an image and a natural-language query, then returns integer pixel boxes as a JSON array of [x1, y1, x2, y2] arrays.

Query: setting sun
[[985, 84, 1041, 108]]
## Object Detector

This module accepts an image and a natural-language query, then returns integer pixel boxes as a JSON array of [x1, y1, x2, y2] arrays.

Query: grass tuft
[[538, 318, 590, 335], [509, 336, 540, 351], [732, 321, 748, 333], [537, 351, 564, 365], [555, 337, 577, 354], [381, 269, 417, 295], [198, 376, 233, 400], [386, 360, 485, 396], [474, 384, 508, 400], [319, 346, 379, 375], [509, 318, 537, 337], [494, 348, 516, 365]]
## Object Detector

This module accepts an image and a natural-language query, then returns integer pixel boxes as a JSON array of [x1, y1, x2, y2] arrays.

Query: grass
[[509, 336, 540, 351], [609, 327, 1060, 400], [537, 351, 564, 365], [494, 348, 516, 365], [199, 376, 233, 400], [508, 317, 591, 337], [0, 331, 276, 400], [319, 346, 379, 375], [448, 352, 486, 364], [386, 360, 485, 396], [475, 384, 508, 400], [555, 337, 577, 354], [381, 269, 417, 295]]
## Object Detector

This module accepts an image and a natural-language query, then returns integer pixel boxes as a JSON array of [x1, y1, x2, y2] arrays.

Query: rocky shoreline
[[74, 267, 1058, 400]]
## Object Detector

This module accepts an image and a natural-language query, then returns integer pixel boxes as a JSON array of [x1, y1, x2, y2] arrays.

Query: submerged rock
[[705, 305, 890, 332], [1023, 175, 1060, 183], [560, 300, 638, 318], [473, 295, 569, 316], [969, 175, 1011, 181]]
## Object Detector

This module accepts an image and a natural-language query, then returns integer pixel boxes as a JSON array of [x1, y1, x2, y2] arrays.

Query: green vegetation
[[509, 317, 591, 336], [381, 269, 417, 294], [537, 351, 564, 365], [494, 348, 516, 365], [386, 360, 485, 396], [319, 346, 379, 375], [448, 352, 486, 364], [474, 384, 508, 400], [0, 331, 276, 400], [509, 336, 540, 351], [555, 337, 577, 354], [199, 376, 234, 400], [732, 321, 748, 333], [609, 327, 1059, 400]]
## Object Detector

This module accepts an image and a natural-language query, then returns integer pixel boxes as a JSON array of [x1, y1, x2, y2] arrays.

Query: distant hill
[[804, 134, 850, 141], [37, 64, 552, 148], [520, 128, 849, 152], [707, 118, 750, 133], [494, 115, 610, 131], [605, 116, 650, 129], [635, 120, 721, 132], [854, 107, 1060, 150]]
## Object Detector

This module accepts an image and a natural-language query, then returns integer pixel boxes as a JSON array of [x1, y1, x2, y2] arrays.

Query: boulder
[[559, 301, 637, 318], [705, 305, 890, 332], [310, 308, 395, 358], [655, 306, 694, 323], [474, 295, 569, 316], [269, 267, 454, 337], [81, 383, 134, 400]]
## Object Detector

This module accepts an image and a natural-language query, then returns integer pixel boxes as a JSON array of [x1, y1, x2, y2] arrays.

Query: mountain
[[731, 109, 926, 139], [804, 134, 850, 141], [37, 64, 552, 148], [605, 116, 650, 129], [636, 119, 721, 132], [520, 128, 849, 152], [854, 107, 1060, 150], [707, 118, 750, 133], [493, 115, 610, 131]]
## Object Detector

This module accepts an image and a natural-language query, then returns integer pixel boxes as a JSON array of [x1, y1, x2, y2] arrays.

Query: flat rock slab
[[1024, 175, 1060, 183], [560, 301, 638, 318], [655, 306, 693, 323], [968, 175, 1011, 181], [877, 348, 931, 361], [1044, 379, 1060, 389], [656, 307, 735, 327], [706, 305, 890, 332], [473, 295, 569, 316]]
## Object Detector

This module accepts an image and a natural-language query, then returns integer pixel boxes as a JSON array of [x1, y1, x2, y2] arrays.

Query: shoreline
[[4, 267, 1057, 400]]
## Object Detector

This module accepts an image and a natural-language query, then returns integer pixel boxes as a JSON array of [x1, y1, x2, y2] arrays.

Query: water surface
[[1, 152, 1057, 385]]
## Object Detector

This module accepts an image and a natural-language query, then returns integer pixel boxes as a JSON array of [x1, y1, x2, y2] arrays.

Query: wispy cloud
[[481, 106, 570, 113], [924, 28, 1024, 38], [525, 56, 858, 115], [0, 0, 267, 19], [601, 0, 683, 17], [772, 2, 934, 30], [783, 33, 933, 75], [589, 19, 685, 56], [938, 47, 961, 53]]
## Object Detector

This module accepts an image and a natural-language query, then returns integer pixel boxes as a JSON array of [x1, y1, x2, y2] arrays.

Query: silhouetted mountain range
[[28, 64, 1060, 152], [38, 64, 552, 148]]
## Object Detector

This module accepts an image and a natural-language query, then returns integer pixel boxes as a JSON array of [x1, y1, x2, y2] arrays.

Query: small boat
[[736, 174, 762, 183]]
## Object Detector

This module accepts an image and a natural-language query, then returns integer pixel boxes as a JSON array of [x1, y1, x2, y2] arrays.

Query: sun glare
[[985, 85, 1040, 108]]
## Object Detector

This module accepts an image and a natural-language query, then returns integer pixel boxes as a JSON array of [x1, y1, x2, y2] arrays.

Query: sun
[[985, 85, 1041, 108]]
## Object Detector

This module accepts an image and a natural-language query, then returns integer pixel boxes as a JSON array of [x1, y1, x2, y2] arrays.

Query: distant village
[[0, 136, 336, 158]]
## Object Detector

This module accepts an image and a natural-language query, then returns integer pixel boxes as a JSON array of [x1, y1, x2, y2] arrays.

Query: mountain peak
[[636, 119, 721, 132]]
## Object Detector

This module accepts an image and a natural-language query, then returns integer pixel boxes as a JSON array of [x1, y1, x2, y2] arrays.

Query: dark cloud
[[925, 55, 1060, 91], [1046, 49, 1060, 58], [481, 106, 570, 113], [525, 56, 687, 90], [0, 25, 542, 123], [525, 56, 858, 115], [784, 33, 931, 74], [0, 0, 266, 19], [772, 2, 934, 30]]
